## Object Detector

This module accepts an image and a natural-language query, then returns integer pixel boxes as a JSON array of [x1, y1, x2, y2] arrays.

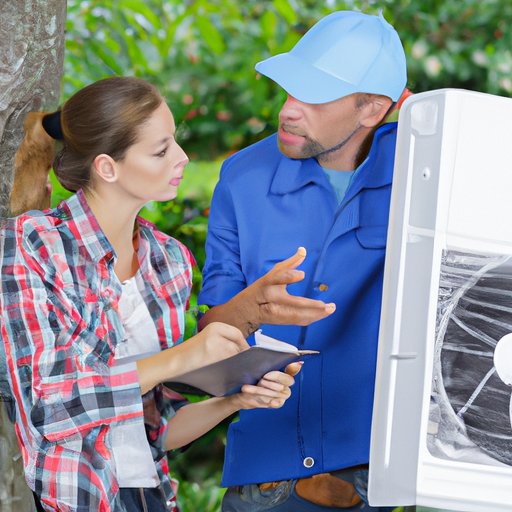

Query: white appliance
[[368, 89, 512, 512]]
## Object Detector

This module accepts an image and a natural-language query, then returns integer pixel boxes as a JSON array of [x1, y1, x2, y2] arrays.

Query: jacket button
[[318, 283, 329, 292], [303, 457, 315, 468]]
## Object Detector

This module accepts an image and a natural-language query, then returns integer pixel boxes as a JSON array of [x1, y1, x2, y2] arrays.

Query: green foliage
[[65, 0, 290, 159], [384, 0, 512, 95], [174, 478, 225, 512], [65, 0, 512, 163], [169, 419, 229, 512]]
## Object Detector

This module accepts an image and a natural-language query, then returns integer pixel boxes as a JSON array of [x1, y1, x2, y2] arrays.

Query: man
[[198, 10, 408, 511]]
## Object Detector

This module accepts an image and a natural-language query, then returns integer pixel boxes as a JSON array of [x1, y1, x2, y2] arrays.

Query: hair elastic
[[42, 110, 64, 141]]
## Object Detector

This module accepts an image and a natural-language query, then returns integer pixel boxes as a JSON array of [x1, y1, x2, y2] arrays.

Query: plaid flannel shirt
[[0, 190, 193, 511]]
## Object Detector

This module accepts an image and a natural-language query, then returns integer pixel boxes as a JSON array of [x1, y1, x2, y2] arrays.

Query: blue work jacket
[[199, 122, 398, 486]]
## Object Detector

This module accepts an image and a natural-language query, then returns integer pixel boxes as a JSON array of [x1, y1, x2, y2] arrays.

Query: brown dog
[[9, 112, 55, 216]]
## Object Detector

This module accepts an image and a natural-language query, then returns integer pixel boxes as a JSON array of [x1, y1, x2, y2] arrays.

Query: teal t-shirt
[[323, 167, 356, 203]]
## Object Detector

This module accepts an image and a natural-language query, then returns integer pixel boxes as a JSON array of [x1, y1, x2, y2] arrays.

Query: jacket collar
[[349, 121, 397, 190], [269, 121, 397, 196], [269, 139, 332, 196]]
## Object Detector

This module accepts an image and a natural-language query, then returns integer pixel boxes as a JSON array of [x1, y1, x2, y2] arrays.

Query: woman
[[0, 76, 299, 512]]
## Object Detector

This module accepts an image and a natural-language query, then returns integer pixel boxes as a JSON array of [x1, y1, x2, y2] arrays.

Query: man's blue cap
[[255, 11, 407, 104]]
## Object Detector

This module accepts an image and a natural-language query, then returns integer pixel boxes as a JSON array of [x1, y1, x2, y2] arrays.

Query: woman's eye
[[156, 148, 167, 157]]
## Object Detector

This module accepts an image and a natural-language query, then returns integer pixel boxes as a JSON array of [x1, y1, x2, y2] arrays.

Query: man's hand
[[243, 246, 336, 328], [199, 247, 336, 337], [230, 362, 303, 410]]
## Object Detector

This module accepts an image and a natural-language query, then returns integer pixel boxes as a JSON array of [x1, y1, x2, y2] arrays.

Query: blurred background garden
[[54, 1, 512, 510]]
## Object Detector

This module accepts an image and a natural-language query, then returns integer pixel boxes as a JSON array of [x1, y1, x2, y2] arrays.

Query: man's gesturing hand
[[243, 247, 335, 331], [199, 247, 335, 337]]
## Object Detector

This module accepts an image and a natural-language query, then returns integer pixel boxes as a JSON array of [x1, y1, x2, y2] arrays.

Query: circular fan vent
[[433, 250, 512, 465]]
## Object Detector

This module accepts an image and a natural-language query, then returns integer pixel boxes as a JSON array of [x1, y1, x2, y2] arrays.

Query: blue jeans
[[119, 487, 172, 511], [33, 488, 173, 512], [222, 469, 396, 512]]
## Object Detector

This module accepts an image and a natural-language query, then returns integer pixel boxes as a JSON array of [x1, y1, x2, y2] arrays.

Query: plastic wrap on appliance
[[429, 249, 512, 468]]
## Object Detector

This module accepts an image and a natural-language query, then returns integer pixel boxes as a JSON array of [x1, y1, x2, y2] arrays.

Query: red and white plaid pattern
[[0, 190, 193, 511]]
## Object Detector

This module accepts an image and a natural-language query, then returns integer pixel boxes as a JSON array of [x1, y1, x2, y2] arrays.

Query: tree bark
[[0, 1, 66, 510]]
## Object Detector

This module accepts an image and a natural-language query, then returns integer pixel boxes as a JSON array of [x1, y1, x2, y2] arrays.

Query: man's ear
[[92, 154, 118, 183], [359, 95, 393, 128]]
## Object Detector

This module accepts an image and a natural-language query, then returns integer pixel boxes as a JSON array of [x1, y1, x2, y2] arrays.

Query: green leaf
[[160, 11, 190, 58], [196, 15, 226, 55], [261, 10, 278, 44], [125, 35, 150, 72], [273, 0, 298, 25], [102, 34, 121, 54], [117, 0, 163, 30], [87, 39, 124, 74]]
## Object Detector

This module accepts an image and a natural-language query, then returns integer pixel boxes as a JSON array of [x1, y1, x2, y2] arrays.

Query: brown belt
[[259, 470, 363, 508]]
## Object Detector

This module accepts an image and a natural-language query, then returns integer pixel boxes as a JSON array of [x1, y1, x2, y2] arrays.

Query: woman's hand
[[137, 322, 248, 394], [178, 321, 249, 373], [229, 361, 302, 410], [199, 247, 336, 337]]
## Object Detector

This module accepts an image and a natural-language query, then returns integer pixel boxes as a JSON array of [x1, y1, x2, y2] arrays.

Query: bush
[[65, 0, 512, 163]]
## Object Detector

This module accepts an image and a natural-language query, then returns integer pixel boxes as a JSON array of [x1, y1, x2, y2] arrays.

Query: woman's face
[[114, 101, 189, 203]]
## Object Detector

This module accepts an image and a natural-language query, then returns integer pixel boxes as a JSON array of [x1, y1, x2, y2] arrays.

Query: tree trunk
[[0, 1, 66, 510]]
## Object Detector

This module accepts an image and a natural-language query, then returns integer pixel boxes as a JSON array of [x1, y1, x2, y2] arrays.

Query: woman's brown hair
[[54, 76, 163, 192]]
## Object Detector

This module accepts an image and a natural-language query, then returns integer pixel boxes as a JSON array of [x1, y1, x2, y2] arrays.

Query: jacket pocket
[[355, 226, 387, 249]]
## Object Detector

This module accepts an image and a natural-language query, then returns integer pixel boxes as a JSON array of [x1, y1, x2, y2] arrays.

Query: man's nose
[[280, 95, 303, 121]]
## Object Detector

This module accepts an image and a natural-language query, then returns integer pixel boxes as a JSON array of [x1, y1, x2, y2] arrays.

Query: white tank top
[[111, 276, 162, 488]]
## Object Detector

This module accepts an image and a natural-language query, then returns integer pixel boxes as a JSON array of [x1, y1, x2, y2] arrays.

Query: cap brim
[[255, 53, 357, 104]]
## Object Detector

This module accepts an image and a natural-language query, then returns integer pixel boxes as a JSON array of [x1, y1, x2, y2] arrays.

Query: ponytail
[[9, 112, 55, 216]]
